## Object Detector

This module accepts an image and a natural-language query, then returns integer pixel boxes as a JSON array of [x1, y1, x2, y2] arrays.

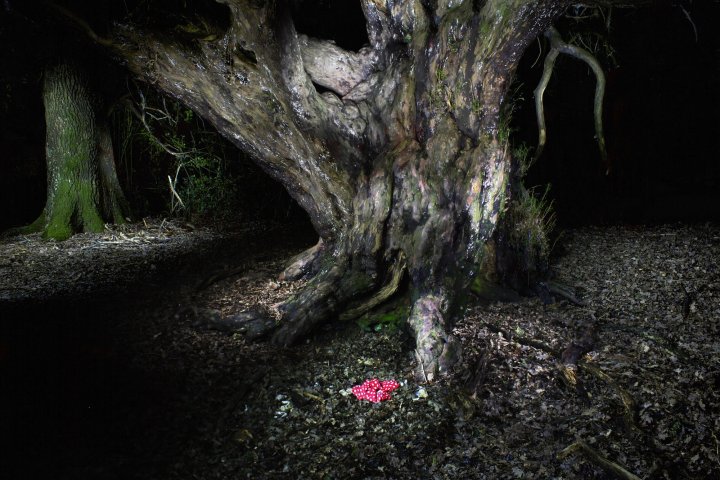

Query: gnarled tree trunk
[[112, 0, 569, 379]]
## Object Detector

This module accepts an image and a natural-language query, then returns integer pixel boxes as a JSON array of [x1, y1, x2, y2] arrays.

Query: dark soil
[[1, 220, 718, 479]]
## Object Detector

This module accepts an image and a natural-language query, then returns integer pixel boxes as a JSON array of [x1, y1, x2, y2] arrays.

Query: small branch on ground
[[558, 440, 642, 480], [483, 322, 559, 357], [465, 338, 492, 399]]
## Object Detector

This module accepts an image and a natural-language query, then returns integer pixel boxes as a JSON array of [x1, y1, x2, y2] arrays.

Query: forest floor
[[1, 220, 719, 479]]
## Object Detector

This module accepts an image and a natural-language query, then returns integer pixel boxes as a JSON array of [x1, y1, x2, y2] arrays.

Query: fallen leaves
[[2, 222, 718, 479]]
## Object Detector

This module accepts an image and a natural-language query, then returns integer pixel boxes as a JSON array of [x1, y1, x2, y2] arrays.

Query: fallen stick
[[558, 440, 641, 480], [580, 363, 637, 432]]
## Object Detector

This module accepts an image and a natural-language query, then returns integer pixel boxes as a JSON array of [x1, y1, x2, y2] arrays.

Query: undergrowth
[[112, 88, 243, 221]]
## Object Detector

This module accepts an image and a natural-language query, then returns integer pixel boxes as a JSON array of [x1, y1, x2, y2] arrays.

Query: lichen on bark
[[13, 63, 130, 241]]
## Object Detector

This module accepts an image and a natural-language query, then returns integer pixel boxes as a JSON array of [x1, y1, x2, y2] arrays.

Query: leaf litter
[[1, 221, 718, 479]]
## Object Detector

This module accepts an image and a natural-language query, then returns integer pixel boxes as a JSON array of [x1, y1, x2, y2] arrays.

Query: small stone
[[414, 386, 428, 400]]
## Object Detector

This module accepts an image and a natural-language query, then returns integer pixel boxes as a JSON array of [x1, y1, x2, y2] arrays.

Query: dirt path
[[1, 222, 718, 479]]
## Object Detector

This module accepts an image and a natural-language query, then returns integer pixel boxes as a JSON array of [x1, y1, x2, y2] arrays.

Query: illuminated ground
[[1, 222, 718, 479]]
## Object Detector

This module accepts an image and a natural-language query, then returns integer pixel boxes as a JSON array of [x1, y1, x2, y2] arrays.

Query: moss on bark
[[14, 63, 131, 241]]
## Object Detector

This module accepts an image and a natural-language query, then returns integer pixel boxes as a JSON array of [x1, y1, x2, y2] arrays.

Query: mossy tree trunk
[[111, 0, 574, 379], [19, 63, 130, 241]]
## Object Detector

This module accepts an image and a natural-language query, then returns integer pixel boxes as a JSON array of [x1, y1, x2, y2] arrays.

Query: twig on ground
[[483, 322, 559, 357], [466, 338, 491, 399], [580, 363, 637, 432], [558, 440, 642, 480]]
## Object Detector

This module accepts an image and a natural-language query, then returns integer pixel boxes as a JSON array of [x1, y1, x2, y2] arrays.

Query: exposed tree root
[[604, 323, 690, 363], [480, 319, 594, 399], [211, 309, 277, 341], [561, 322, 596, 365], [1, 212, 45, 237], [558, 440, 642, 480], [486, 295, 693, 480], [195, 263, 251, 291], [407, 293, 461, 382], [580, 363, 637, 433], [279, 239, 325, 282], [541, 280, 587, 306], [476, 321, 660, 477], [415, 349, 429, 383], [339, 252, 406, 321], [556, 321, 596, 396], [271, 261, 375, 346], [579, 360, 689, 477], [482, 322, 559, 357]]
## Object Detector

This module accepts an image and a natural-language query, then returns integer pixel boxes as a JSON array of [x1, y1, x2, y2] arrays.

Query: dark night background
[[0, 1, 719, 477], [515, 2, 720, 225], [1, 1, 719, 232]]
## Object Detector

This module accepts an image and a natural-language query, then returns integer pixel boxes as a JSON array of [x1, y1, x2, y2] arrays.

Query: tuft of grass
[[506, 183, 557, 274], [513, 143, 532, 178]]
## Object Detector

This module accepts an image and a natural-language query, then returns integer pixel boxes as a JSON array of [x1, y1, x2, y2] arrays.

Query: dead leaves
[[3, 221, 718, 478]]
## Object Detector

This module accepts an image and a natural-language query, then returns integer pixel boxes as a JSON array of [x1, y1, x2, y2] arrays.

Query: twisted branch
[[533, 26, 607, 171], [47, 2, 114, 47]]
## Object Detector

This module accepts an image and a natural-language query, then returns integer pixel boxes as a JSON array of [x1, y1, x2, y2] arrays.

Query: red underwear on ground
[[351, 378, 400, 403]]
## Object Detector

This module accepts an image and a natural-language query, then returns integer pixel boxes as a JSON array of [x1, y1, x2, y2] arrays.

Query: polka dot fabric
[[351, 378, 400, 403]]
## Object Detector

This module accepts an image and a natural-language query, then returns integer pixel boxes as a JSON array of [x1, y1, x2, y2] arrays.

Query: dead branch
[[534, 26, 607, 170], [558, 440, 642, 480], [48, 2, 114, 48], [581, 363, 638, 431]]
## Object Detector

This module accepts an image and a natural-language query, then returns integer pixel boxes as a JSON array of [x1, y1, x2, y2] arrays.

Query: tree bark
[[13, 63, 130, 240], [110, 0, 571, 379]]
